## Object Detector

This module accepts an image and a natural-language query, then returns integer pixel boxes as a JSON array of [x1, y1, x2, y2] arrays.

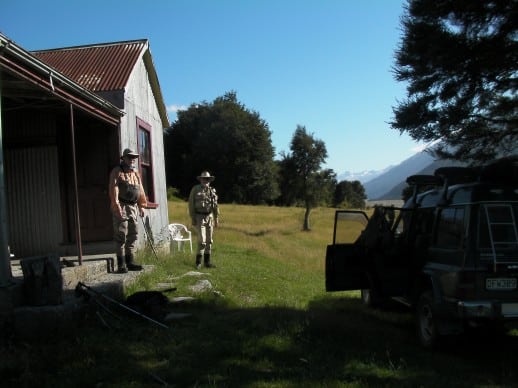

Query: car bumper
[[456, 300, 518, 319]]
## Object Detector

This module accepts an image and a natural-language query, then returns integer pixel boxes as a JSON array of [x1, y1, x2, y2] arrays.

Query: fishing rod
[[140, 215, 160, 261], [76, 282, 169, 329]]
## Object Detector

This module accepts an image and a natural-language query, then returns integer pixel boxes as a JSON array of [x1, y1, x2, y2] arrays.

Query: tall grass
[[2, 201, 518, 387], [165, 201, 338, 309], [169, 201, 335, 271]]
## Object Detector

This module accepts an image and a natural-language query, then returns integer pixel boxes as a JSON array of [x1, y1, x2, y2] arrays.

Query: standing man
[[188, 171, 219, 269], [108, 148, 148, 273]]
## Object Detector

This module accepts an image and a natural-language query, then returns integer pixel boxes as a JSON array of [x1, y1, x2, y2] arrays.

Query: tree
[[285, 126, 333, 231], [391, 0, 518, 163], [334, 180, 367, 209], [164, 91, 279, 204], [275, 152, 300, 207]]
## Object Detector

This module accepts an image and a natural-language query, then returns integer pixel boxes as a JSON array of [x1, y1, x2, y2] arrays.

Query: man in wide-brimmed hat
[[108, 148, 148, 273], [188, 171, 219, 269]]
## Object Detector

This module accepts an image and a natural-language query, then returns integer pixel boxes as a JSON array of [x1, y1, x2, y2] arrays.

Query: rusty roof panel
[[32, 40, 147, 92]]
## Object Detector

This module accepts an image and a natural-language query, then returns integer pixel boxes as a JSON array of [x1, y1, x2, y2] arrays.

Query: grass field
[[2, 201, 518, 387]]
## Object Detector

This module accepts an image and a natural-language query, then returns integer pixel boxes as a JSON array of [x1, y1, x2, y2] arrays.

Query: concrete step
[[11, 255, 115, 286], [6, 254, 153, 339]]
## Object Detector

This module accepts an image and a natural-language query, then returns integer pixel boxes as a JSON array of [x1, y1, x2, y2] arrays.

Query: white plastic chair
[[168, 223, 193, 253]]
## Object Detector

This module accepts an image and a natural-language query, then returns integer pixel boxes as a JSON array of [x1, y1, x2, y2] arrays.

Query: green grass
[[2, 201, 518, 387]]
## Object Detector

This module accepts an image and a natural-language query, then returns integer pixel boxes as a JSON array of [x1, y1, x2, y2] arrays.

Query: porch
[[3, 255, 153, 339]]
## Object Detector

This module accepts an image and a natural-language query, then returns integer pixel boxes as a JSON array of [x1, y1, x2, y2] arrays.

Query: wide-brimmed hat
[[197, 171, 215, 181], [121, 148, 139, 159]]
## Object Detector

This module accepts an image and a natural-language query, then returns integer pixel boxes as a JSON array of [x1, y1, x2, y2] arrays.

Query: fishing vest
[[117, 165, 141, 205], [193, 185, 218, 214]]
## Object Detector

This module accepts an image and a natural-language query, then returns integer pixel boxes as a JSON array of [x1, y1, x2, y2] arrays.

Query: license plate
[[486, 278, 517, 290]]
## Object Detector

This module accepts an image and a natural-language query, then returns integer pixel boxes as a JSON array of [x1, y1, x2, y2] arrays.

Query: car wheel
[[360, 289, 372, 305], [416, 291, 439, 348], [360, 285, 383, 307]]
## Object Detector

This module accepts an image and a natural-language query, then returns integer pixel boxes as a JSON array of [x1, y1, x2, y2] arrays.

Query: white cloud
[[167, 104, 187, 113]]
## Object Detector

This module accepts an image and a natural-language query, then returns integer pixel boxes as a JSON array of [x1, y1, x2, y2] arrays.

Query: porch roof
[[0, 33, 124, 126]]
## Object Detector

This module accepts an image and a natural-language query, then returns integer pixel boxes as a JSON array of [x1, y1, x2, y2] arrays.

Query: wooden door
[[73, 124, 115, 242]]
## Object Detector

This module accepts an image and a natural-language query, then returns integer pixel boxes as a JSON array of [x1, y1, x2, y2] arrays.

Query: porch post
[[70, 103, 83, 265], [0, 82, 13, 287]]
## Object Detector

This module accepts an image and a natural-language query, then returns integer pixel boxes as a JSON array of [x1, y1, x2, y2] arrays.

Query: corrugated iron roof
[[0, 32, 123, 125], [32, 39, 148, 92]]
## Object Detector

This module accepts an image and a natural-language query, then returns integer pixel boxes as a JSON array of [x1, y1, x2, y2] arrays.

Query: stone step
[[11, 255, 116, 287], [60, 255, 117, 290], [7, 255, 153, 339]]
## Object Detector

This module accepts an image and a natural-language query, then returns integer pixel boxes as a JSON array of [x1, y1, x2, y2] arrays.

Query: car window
[[334, 211, 368, 244], [435, 207, 465, 248]]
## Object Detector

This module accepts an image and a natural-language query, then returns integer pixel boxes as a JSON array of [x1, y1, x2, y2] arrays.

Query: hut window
[[137, 118, 155, 203]]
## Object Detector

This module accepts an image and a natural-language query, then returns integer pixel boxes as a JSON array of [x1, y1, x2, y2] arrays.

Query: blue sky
[[1, 0, 424, 174]]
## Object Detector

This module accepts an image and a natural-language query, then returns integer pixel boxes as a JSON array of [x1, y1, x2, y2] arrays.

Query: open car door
[[326, 210, 370, 291]]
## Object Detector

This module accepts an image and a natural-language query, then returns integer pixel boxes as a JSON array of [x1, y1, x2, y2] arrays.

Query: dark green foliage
[[334, 180, 367, 208], [275, 154, 301, 206], [164, 91, 279, 204], [280, 126, 335, 230], [392, 0, 518, 163]]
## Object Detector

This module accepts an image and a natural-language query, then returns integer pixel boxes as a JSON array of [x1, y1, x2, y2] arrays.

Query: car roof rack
[[406, 174, 443, 187], [434, 166, 479, 186], [405, 175, 443, 207], [405, 157, 517, 207], [434, 157, 518, 186]]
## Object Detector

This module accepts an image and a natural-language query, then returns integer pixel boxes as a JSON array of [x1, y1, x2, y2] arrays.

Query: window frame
[[434, 206, 466, 249], [136, 117, 158, 208]]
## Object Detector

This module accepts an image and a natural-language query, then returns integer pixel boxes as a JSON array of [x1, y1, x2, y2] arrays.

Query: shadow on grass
[[221, 224, 274, 237], [3, 294, 517, 387]]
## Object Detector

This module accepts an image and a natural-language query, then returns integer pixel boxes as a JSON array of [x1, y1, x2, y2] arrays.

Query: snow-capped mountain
[[337, 167, 392, 184], [362, 151, 436, 199], [340, 143, 516, 200], [337, 149, 440, 200]]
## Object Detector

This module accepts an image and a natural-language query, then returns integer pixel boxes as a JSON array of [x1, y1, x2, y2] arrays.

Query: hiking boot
[[204, 253, 216, 268], [196, 263, 201, 270], [126, 254, 143, 271], [116, 256, 128, 273], [195, 254, 202, 270]]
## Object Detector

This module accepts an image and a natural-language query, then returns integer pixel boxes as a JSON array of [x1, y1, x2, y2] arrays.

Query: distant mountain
[[351, 143, 517, 200], [377, 158, 467, 200], [337, 167, 392, 184], [363, 151, 435, 200]]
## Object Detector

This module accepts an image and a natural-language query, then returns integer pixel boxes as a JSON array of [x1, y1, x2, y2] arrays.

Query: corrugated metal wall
[[123, 60, 169, 247], [5, 146, 63, 257]]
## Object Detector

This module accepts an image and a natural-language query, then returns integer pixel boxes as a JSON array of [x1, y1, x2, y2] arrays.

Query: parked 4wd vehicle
[[325, 158, 518, 347]]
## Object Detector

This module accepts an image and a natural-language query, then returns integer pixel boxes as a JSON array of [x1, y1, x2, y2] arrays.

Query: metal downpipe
[[70, 103, 83, 265]]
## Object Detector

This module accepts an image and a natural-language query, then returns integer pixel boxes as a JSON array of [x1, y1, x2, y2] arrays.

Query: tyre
[[360, 289, 372, 306], [360, 286, 384, 307], [416, 291, 439, 348]]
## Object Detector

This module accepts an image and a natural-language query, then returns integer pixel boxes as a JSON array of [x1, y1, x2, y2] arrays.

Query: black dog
[[125, 290, 175, 320]]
